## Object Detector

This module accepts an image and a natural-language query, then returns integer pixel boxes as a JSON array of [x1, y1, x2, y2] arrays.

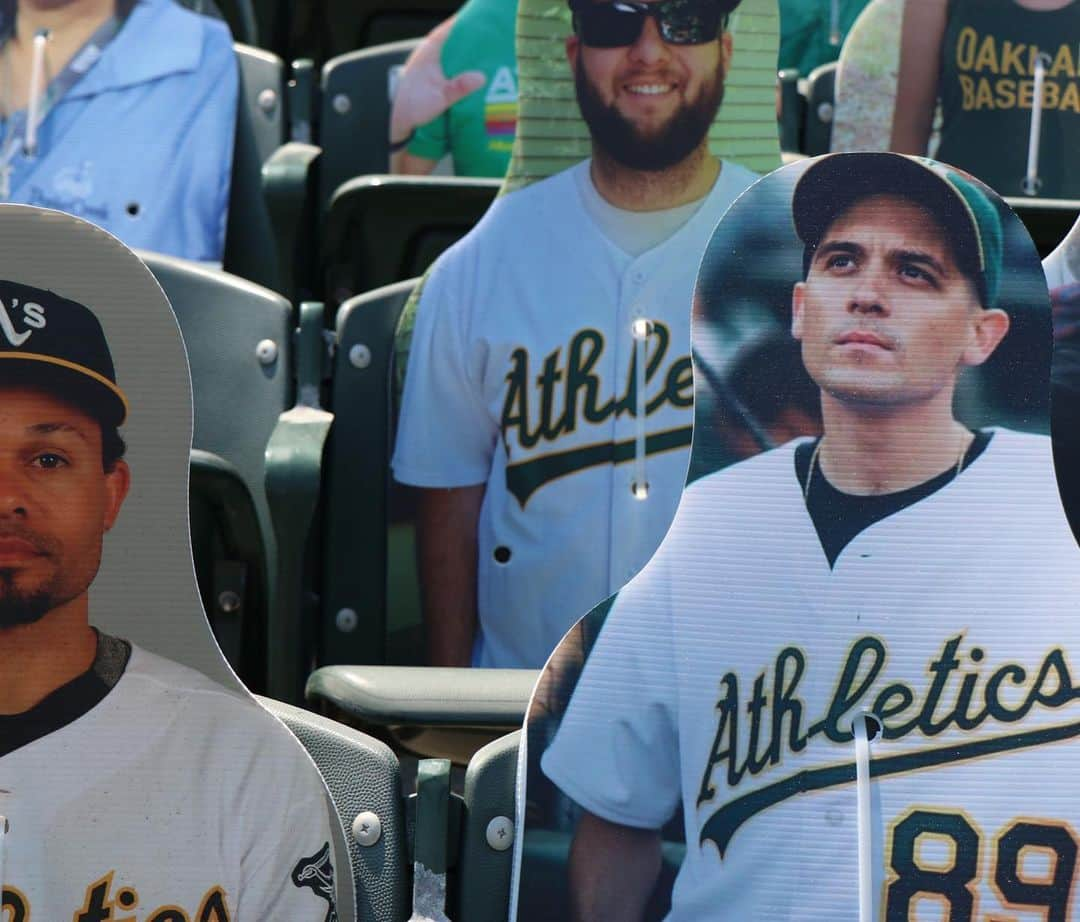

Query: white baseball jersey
[[1044, 240, 1078, 290], [392, 158, 757, 668], [542, 428, 1080, 921], [0, 642, 344, 921]]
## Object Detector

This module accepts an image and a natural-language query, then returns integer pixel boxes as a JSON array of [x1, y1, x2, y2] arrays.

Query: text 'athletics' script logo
[[696, 635, 1080, 859], [500, 322, 693, 505]]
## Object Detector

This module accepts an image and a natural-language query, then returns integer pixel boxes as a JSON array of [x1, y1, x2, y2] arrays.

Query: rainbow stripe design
[[485, 101, 518, 140]]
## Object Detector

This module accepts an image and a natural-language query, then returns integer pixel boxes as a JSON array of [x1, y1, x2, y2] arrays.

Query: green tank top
[[407, 0, 518, 178], [937, 0, 1080, 199]]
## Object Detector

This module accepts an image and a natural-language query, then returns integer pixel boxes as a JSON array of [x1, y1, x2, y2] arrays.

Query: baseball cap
[[0, 280, 128, 426], [792, 152, 1003, 309]]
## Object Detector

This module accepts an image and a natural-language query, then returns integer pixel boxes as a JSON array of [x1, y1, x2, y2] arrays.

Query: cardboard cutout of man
[[0, 283, 342, 921], [393, 0, 760, 669], [539, 152, 1080, 920]]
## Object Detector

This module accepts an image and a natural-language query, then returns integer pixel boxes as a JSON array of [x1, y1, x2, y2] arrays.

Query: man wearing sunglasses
[[394, 0, 756, 670]]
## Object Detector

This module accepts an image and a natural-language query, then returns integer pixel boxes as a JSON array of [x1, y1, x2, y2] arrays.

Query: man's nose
[[848, 271, 890, 315], [0, 466, 28, 519], [629, 14, 671, 65]]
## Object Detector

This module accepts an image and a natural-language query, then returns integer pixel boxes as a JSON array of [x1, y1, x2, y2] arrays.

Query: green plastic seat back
[[321, 175, 500, 309], [322, 279, 418, 667], [456, 731, 520, 922], [318, 40, 420, 211], [144, 253, 294, 686], [299, 0, 459, 62], [224, 44, 288, 294]]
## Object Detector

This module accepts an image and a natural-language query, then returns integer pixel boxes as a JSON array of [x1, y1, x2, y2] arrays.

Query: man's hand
[[415, 484, 485, 666], [390, 16, 486, 157], [569, 811, 662, 922]]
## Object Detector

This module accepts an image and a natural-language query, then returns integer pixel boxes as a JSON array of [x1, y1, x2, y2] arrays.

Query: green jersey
[[937, 0, 1080, 199], [407, 0, 518, 178]]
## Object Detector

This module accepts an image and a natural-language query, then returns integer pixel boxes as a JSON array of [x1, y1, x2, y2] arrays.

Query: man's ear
[[720, 30, 733, 74], [791, 282, 806, 341], [962, 308, 1010, 367], [102, 459, 131, 532], [566, 33, 580, 70]]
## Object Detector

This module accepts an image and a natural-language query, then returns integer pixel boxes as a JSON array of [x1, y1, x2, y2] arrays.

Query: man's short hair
[[792, 152, 1004, 310]]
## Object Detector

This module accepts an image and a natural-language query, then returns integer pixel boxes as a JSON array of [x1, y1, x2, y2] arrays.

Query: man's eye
[[32, 453, 68, 470], [826, 254, 855, 269], [899, 264, 935, 284]]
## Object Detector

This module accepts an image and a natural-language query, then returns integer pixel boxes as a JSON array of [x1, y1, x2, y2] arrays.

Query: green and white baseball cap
[[792, 152, 1004, 309]]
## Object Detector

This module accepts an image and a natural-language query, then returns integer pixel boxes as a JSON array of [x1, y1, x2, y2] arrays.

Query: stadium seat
[[144, 254, 293, 687], [458, 731, 521, 922], [319, 279, 416, 665], [237, 44, 287, 166], [778, 68, 805, 154], [144, 256, 331, 701], [225, 45, 325, 304], [802, 60, 837, 156], [318, 40, 420, 211], [179, 0, 258, 46], [224, 44, 288, 295], [187, 449, 268, 684], [251, 0, 288, 54], [260, 696, 409, 922], [264, 300, 334, 704], [294, 679, 524, 922], [321, 175, 499, 309], [291, 0, 459, 64]]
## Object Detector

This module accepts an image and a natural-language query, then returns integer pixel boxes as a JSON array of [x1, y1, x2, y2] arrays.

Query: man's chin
[[599, 129, 708, 172], [822, 382, 927, 410], [814, 367, 907, 401], [0, 576, 55, 629]]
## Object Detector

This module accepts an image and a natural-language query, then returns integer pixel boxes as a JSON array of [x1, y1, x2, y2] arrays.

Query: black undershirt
[[0, 629, 131, 758], [795, 430, 993, 568]]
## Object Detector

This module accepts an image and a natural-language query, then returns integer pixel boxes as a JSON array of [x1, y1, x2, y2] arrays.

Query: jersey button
[[493, 546, 512, 564]]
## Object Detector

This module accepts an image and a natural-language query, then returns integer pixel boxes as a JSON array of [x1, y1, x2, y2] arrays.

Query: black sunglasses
[[570, 0, 728, 48]]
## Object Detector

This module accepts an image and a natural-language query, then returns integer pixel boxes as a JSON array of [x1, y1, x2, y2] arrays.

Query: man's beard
[[575, 57, 724, 172], [0, 570, 55, 627]]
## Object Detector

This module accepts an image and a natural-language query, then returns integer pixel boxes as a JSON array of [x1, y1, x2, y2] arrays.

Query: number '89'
[[886, 809, 1077, 921]]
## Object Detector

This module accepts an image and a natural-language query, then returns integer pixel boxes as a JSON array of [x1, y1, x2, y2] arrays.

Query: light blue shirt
[[0, 0, 237, 261]]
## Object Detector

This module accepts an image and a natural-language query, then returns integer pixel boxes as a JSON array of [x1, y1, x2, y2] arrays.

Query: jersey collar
[[63, 0, 212, 100]]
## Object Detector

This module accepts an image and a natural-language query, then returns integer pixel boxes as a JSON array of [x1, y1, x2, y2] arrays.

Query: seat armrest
[[307, 666, 540, 729], [262, 141, 322, 301]]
